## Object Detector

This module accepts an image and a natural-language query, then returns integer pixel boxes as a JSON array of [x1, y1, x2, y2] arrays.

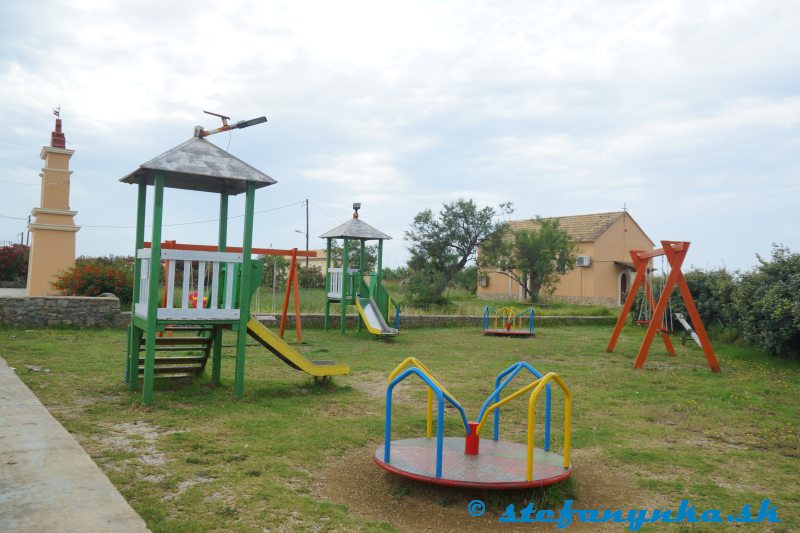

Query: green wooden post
[[234, 182, 256, 397], [340, 238, 349, 333], [358, 240, 365, 332], [323, 238, 332, 331], [376, 239, 384, 290], [142, 173, 165, 405], [127, 181, 147, 390], [212, 191, 228, 385]]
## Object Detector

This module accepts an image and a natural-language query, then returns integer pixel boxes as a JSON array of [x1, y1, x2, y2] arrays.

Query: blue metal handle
[[384, 367, 471, 478], [476, 361, 552, 451]]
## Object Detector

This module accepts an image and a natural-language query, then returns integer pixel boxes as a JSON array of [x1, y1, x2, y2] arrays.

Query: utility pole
[[26, 215, 31, 246]]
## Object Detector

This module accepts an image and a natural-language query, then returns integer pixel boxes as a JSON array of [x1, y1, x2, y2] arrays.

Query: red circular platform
[[483, 329, 534, 337], [374, 437, 571, 489]]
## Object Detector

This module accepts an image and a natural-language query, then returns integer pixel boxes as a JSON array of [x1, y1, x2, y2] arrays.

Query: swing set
[[607, 241, 721, 372]]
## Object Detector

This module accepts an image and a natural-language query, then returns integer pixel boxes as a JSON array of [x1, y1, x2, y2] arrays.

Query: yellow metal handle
[[388, 357, 464, 439], [475, 371, 572, 482]]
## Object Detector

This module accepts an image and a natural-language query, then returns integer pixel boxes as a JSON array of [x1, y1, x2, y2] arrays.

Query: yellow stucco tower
[[26, 117, 80, 296]]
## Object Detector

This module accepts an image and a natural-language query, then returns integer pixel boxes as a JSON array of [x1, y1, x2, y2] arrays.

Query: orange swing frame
[[607, 240, 721, 372]]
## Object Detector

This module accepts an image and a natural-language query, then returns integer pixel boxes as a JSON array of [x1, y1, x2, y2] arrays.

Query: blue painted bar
[[383, 367, 471, 478], [477, 361, 552, 451]]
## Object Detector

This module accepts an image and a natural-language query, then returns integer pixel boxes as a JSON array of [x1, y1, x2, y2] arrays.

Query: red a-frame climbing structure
[[607, 240, 721, 372]]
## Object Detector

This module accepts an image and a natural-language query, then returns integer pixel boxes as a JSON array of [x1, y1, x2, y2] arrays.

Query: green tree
[[329, 240, 378, 273], [405, 199, 512, 306], [258, 255, 289, 289], [734, 244, 800, 358], [481, 217, 577, 302], [297, 266, 325, 289]]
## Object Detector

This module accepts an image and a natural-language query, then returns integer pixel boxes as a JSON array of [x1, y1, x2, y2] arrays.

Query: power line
[[308, 200, 337, 219], [0, 180, 40, 186], [0, 199, 306, 229]]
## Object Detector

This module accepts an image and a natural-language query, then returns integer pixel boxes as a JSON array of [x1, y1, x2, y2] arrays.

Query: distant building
[[26, 117, 80, 296], [477, 211, 654, 307]]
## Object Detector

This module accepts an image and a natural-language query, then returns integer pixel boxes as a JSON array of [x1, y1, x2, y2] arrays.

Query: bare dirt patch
[[93, 421, 186, 467], [316, 445, 669, 532], [349, 371, 418, 405]]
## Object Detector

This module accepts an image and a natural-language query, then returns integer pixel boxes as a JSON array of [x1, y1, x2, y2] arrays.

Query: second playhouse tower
[[320, 204, 399, 337]]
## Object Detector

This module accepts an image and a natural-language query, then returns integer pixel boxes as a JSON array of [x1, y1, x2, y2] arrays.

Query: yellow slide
[[246, 318, 350, 377], [355, 296, 399, 337]]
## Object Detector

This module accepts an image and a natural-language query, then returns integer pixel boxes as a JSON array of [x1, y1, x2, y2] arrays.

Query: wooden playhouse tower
[[121, 124, 275, 404], [320, 203, 399, 337]]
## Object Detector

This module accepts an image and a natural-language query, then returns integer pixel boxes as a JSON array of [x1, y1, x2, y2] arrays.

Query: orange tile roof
[[509, 211, 632, 243]]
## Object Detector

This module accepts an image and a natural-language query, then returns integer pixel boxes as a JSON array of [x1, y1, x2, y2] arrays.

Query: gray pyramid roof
[[319, 217, 391, 240], [120, 136, 276, 195]]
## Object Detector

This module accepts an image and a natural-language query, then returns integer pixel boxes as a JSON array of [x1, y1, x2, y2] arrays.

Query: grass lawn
[[1, 324, 797, 532]]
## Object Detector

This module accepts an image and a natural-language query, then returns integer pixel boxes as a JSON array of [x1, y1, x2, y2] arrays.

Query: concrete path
[[0, 357, 149, 532]]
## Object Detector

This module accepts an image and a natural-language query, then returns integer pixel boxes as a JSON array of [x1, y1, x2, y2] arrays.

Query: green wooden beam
[[358, 240, 365, 332], [234, 182, 256, 397], [212, 191, 228, 386], [128, 181, 147, 390], [376, 239, 384, 290], [323, 238, 332, 331], [340, 238, 349, 333], [142, 173, 165, 405]]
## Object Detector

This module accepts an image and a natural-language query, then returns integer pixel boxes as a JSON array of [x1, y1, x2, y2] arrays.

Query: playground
[[2, 324, 798, 531]]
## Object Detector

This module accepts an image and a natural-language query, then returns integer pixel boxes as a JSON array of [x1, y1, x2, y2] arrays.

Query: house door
[[619, 271, 629, 306]]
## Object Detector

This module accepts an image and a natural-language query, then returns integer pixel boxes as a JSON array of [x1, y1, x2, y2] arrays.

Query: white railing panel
[[225, 263, 234, 309], [158, 308, 240, 320], [135, 249, 245, 321], [160, 249, 242, 263], [196, 261, 206, 309], [181, 260, 190, 309], [210, 262, 220, 309], [166, 261, 176, 308]]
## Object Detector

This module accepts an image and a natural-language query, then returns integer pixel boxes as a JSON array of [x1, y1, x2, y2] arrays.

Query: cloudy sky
[[1, 0, 797, 271]]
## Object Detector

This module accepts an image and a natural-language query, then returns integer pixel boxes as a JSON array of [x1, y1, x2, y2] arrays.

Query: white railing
[[135, 248, 243, 321], [327, 268, 360, 299]]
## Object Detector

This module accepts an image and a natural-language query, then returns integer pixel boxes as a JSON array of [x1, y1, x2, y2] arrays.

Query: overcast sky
[[1, 0, 797, 271]]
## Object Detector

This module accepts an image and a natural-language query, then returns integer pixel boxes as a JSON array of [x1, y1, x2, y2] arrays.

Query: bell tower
[[26, 115, 80, 296]]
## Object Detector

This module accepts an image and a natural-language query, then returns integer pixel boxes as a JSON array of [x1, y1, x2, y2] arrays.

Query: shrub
[[734, 245, 800, 358], [52, 255, 134, 305], [0, 244, 29, 282], [298, 266, 325, 289], [382, 266, 410, 282], [259, 255, 289, 289], [451, 265, 478, 294], [405, 270, 450, 309], [671, 268, 737, 330]]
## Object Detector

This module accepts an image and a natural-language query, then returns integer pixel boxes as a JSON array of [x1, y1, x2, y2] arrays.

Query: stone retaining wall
[[0, 296, 616, 329], [0, 296, 129, 328]]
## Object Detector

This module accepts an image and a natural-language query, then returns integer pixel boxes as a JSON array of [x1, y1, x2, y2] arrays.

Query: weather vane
[[52, 105, 61, 118], [195, 110, 267, 138]]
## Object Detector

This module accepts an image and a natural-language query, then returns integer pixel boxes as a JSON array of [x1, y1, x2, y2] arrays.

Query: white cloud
[[0, 0, 798, 269]]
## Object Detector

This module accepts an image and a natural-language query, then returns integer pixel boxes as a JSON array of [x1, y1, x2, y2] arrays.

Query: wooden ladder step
[[139, 346, 210, 353], [138, 356, 207, 366], [137, 370, 199, 378], [140, 337, 213, 347]]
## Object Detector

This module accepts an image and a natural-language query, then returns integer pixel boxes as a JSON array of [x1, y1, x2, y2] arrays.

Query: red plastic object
[[464, 422, 480, 455]]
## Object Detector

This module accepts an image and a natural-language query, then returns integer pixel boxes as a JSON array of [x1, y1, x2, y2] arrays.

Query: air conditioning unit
[[576, 255, 591, 267], [478, 275, 489, 288]]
